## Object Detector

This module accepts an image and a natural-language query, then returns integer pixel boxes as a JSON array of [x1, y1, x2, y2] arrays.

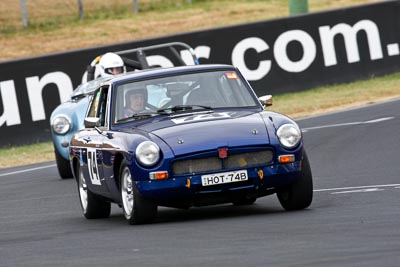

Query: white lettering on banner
[[26, 72, 73, 121], [181, 46, 211, 65], [194, 46, 211, 60], [232, 37, 271, 81], [387, 43, 399, 56], [0, 80, 21, 127], [274, 30, 317, 73], [146, 55, 174, 68], [319, 20, 383, 67], [146, 46, 213, 68], [229, 19, 389, 81]]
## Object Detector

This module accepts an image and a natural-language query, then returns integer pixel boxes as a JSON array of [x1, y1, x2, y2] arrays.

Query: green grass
[[270, 73, 400, 118], [0, 0, 201, 35], [1, 72, 399, 169], [0, 0, 379, 61], [0, 142, 55, 169]]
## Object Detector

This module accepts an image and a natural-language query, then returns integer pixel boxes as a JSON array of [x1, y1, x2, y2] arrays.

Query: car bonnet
[[142, 111, 271, 156]]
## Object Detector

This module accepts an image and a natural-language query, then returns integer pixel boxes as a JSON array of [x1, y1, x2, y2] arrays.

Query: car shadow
[[104, 199, 315, 226], [155, 204, 284, 224]]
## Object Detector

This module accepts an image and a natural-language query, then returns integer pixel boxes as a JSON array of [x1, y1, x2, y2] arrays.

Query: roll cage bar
[[87, 42, 199, 81]]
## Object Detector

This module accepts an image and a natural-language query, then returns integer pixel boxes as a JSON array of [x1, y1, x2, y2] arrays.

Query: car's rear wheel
[[277, 151, 313, 211], [120, 160, 157, 225], [77, 165, 111, 219], [54, 146, 73, 179]]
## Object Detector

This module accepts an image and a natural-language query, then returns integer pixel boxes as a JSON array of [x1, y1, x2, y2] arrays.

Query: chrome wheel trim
[[121, 167, 134, 218], [78, 168, 88, 212]]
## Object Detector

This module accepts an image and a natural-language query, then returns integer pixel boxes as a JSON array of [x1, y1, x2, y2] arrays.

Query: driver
[[123, 88, 147, 117]]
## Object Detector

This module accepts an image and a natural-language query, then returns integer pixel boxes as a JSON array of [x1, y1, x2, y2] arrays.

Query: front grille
[[172, 150, 273, 175], [172, 157, 222, 175], [224, 151, 273, 169]]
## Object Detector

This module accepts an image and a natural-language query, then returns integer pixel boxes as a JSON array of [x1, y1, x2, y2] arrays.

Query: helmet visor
[[105, 67, 124, 75]]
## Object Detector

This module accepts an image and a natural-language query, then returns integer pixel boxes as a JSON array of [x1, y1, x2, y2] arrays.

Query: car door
[[82, 87, 109, 194]]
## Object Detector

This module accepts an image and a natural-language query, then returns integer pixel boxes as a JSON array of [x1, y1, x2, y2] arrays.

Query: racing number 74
[[87, 148, 101, 185]]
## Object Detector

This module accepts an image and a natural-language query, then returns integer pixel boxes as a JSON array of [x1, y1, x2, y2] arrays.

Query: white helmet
[[98, 52, 126, 78]]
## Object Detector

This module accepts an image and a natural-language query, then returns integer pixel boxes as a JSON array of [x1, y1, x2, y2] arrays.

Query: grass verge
[[1, 72, 399, 169], [0, 0, 379, 61]]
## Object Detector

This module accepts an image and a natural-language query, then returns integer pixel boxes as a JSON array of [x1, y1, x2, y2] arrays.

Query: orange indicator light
[[149, 171, 168, 180], [279, 155, 295, 164], [186, 179, 191, 188], [258, 170, 264, 180]]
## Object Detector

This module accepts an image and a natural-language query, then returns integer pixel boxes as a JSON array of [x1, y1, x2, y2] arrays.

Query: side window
[[87, 87, 109, 126], [98, 88, 108, 126], [88, 90, 101, 118]]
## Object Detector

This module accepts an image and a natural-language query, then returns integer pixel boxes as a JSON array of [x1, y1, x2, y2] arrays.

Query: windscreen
[[113, 70, 259, 123]]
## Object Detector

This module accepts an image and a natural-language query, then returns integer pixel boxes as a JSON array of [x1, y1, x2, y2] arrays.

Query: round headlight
[[277, 124, 301, 149], [51, 116, 72, 135], [136, 141, 160, 167]]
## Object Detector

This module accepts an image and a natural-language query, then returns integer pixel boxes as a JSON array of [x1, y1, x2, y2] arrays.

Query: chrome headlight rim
[[51, 115, 72, 135], [135, 141, 160, 167], [276, 123, 302, 149]]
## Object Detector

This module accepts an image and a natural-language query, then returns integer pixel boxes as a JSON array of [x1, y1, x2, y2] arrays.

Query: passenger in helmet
[[123, 88, 147, 117], [98, 52, 126, 78], [86, 52, 126, 81]]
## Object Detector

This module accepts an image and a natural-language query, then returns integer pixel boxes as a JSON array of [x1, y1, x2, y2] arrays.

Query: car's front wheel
[[120, 160, 157, 225], [54, 146, 73, 179], [77, 165, 111, 219], [277, 151, 313, 211]]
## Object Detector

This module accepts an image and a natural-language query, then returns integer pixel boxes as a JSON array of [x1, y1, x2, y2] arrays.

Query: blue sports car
[[70, 64, 313, 224], [50, 78, 109, 178], [50, 42, 199, 178]]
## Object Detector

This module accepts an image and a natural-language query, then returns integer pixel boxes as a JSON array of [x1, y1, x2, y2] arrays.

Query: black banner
[[1, 0, 400, 146]]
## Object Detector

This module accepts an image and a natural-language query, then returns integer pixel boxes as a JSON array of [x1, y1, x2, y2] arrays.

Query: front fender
[[50, 97, 90, 159]]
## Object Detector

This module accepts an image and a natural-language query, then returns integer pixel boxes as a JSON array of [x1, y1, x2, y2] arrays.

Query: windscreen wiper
[[157, 105, 213, 114], [116, 111, 160, 123]]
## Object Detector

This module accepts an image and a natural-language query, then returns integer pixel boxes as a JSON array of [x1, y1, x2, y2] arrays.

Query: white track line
[[296, 97, 400, 122], [314, 183, 400, 192], [1, 165, 399, 197], [302, 117, 394, 131], [331, 188, 385, 194], [0, 164, 56, 177]]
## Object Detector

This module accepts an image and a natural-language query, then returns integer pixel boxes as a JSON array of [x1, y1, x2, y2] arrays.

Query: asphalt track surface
[[1, 98, 400, 267]]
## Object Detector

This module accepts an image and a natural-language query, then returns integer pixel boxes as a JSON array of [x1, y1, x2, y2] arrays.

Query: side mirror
[[84, 117, 100, 128], [259, 95, 273, 107]]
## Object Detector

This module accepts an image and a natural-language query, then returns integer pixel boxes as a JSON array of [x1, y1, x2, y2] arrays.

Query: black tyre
[[277, 151, 313, 211], [120, 160, 157, 225], [54, 146, 73, 179], [77, 165, 111, 219]]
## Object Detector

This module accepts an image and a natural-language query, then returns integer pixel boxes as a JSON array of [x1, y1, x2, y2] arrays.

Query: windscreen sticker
[[171, 112, 232, 124], [225, 72, 238, 79]]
